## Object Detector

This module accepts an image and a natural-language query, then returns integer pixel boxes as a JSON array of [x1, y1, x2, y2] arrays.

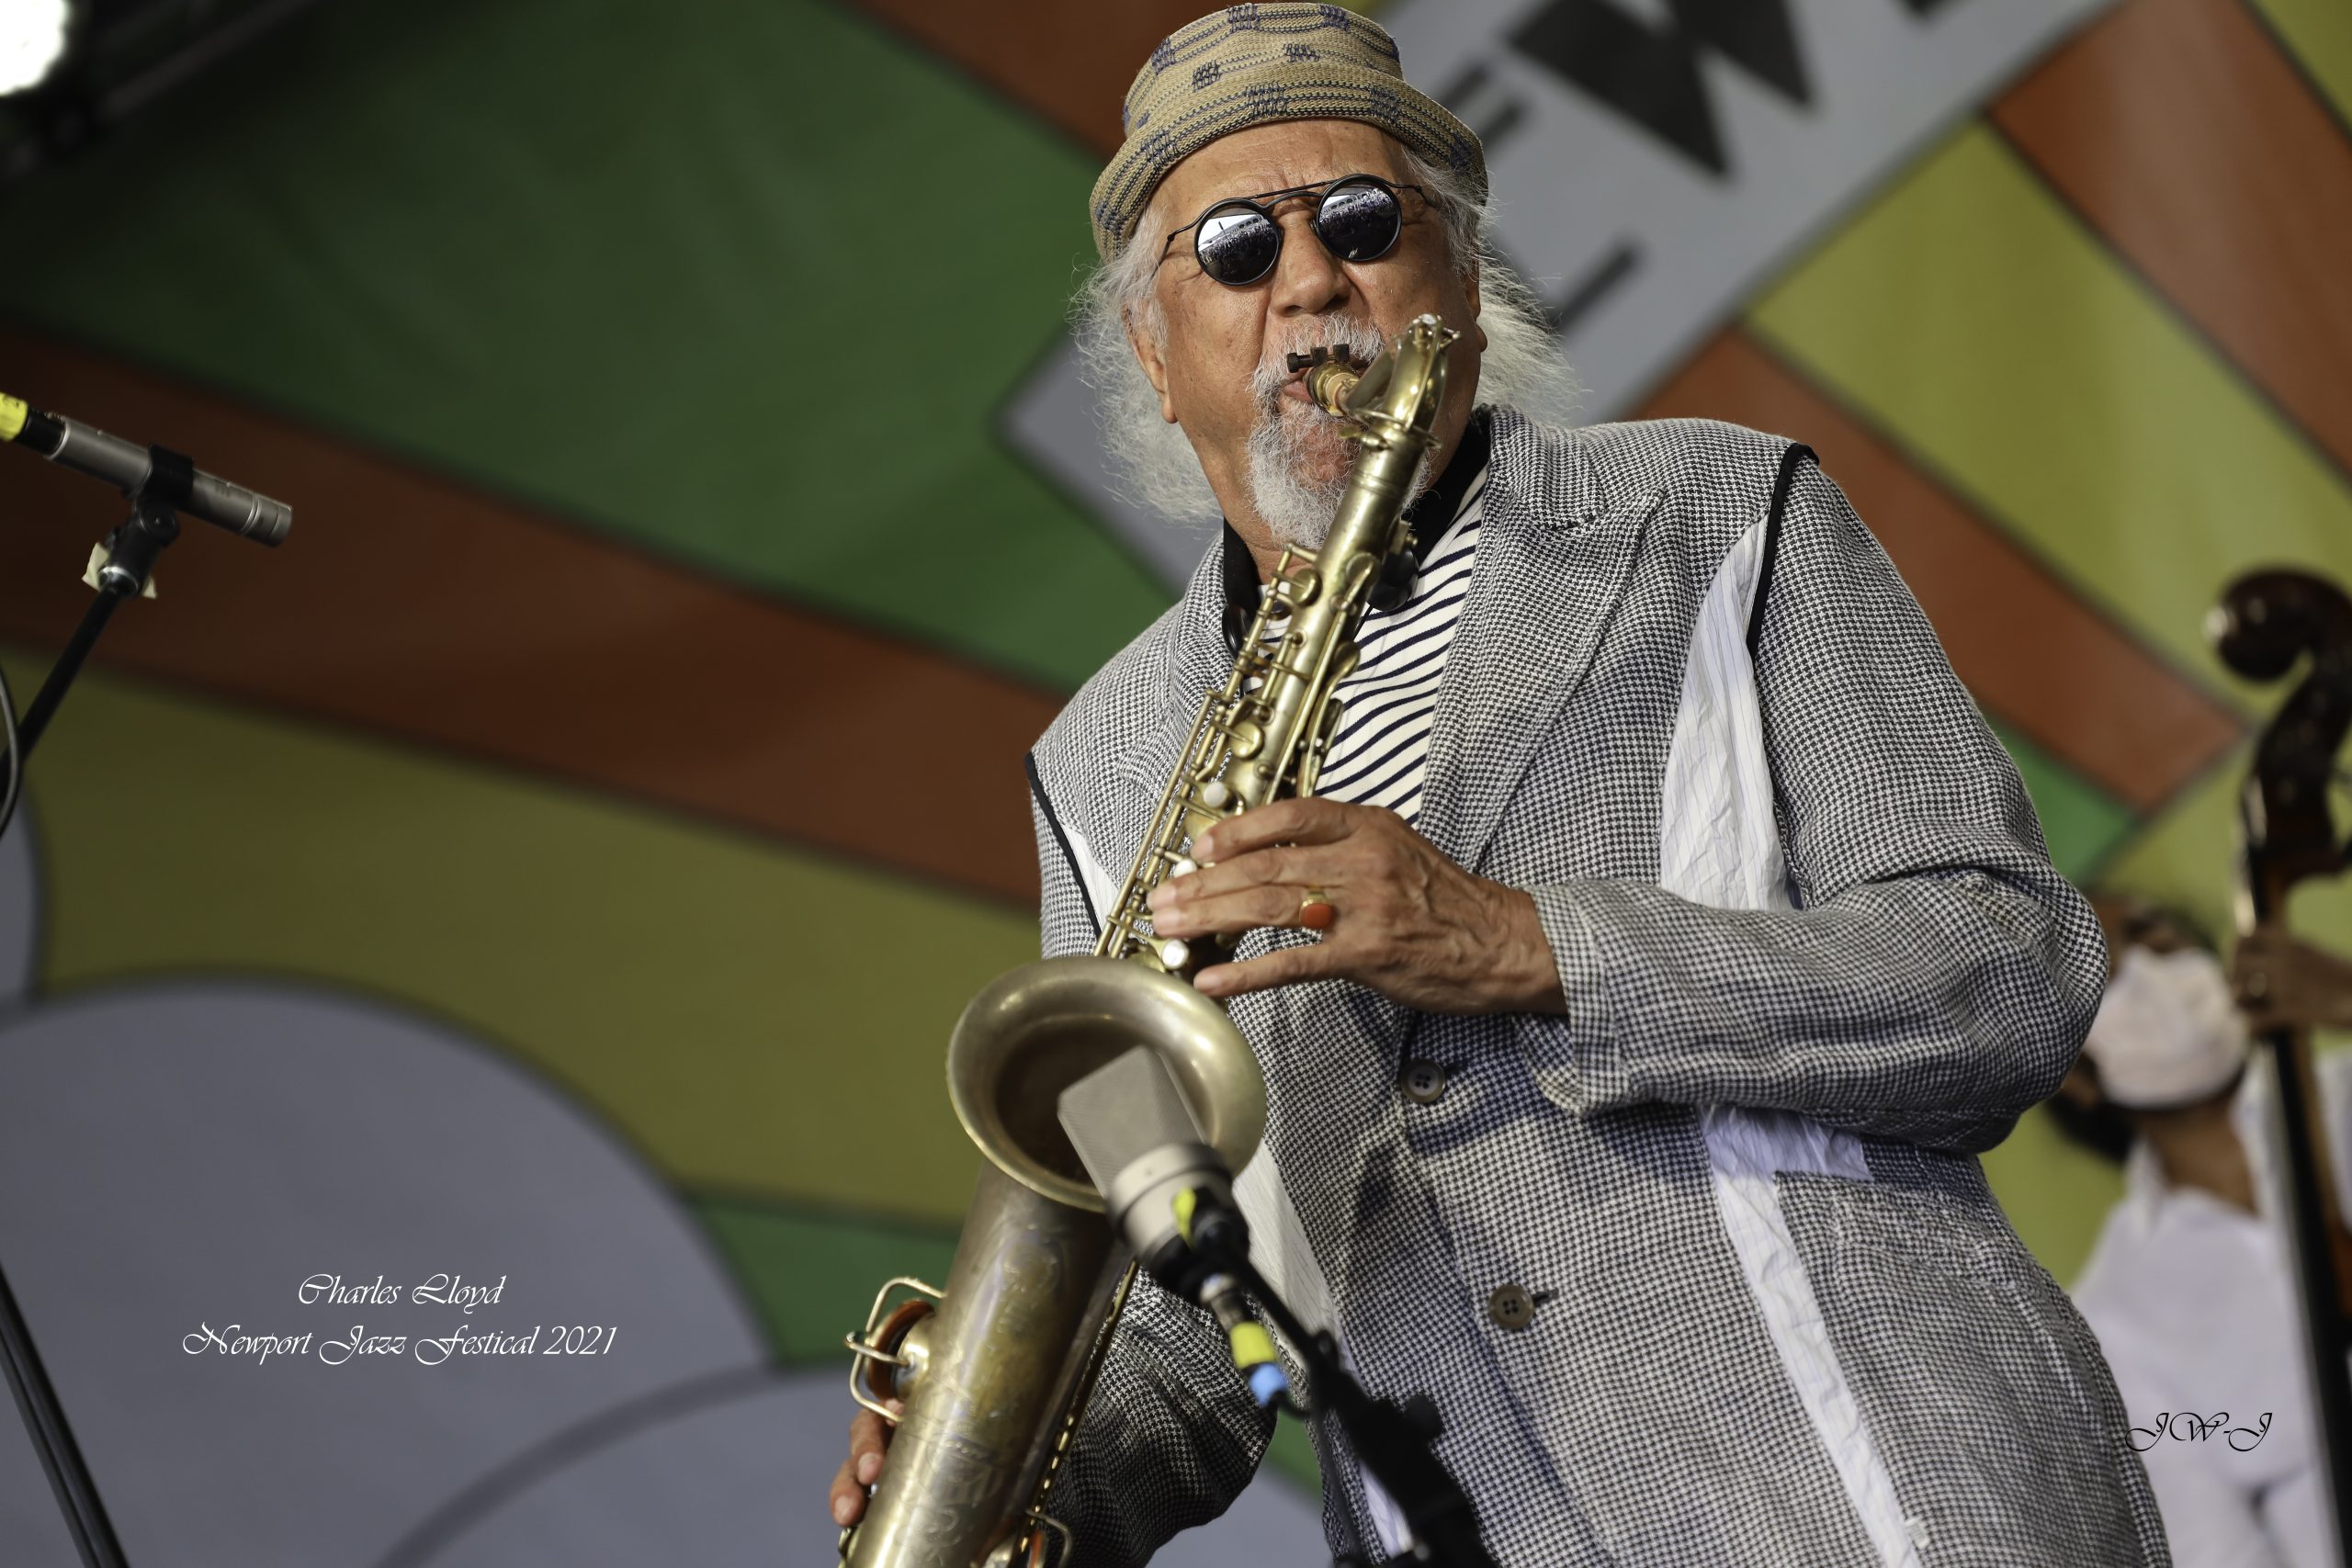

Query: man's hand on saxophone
[[830, 1399, 899, 1529], [822, 796, 1561, 1535], [1147, 798, 1566, 1016]]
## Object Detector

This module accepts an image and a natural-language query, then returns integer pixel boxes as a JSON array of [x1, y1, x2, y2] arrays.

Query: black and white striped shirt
[[1219, 409, 1496, 830], [1243, 462, 1488, 828], [1302, 470, 1487, 825]]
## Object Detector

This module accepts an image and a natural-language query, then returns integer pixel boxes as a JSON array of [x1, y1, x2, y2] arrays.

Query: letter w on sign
[[1510, 0, 1813, 175]]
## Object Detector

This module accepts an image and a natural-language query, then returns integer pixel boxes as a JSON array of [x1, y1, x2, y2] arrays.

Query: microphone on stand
[[2, 392, 291, 546], [0, 389, 292, 1568], [1057, 1045, 1500, 1568], [0, 389, 293, 761], [1057, 1046, 1292, 1408]]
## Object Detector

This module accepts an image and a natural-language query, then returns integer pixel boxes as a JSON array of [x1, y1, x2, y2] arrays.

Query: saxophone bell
[[839, 959, 1264, 1568]]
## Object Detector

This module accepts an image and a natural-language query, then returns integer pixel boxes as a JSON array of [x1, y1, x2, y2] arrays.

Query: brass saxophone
[[840, 313, 1461, 1568]]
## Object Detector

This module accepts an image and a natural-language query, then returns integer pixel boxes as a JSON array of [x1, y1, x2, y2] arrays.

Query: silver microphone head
[[1057, 1045, 1232, 1267]]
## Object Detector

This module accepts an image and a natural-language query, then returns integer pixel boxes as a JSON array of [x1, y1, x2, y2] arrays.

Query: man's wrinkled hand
[[1145, 798, 1565, 1015]]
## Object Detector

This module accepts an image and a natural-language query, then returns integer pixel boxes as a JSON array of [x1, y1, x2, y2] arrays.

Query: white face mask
[[2083, 945, 2250, 1110]]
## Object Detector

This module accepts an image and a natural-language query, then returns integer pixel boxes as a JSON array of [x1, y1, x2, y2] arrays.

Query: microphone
[[1057, 1046, 1290, 1408], [2, 392, 291, 547], [1062, 1056, 1498, 1567], [1059, 1056, 1497, 1563]]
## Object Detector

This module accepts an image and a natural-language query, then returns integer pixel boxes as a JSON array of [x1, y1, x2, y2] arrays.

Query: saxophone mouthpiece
[[1285, 344, 1368, 419], [1283, 345, 1361, 375]]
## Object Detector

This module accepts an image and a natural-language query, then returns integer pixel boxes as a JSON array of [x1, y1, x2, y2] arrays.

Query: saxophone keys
[[1198, 779, 1233, 810], [1158, 938, 1192, 971]]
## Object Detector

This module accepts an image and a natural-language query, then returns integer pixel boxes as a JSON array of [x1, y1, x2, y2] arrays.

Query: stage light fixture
[[0, 0, 72, 97]]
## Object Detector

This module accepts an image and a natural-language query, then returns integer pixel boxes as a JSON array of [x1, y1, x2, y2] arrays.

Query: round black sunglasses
[[1159, 175, 1425, 288]]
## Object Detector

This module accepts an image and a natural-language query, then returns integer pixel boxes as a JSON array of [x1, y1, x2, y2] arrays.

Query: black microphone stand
[[0, 1271, 129, 1568], [0, 455, 193, 1568], [1183, 1204, 1497, 1568], [17, 453, 185, 759]]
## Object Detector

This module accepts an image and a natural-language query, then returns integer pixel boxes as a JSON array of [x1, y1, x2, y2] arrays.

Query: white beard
[[1243, 316, 1393, 551], [1245, 403, 1354, 551]]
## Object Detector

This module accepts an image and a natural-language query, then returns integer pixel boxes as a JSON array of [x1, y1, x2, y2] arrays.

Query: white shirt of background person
[[2071, 943, 2351, 1568]]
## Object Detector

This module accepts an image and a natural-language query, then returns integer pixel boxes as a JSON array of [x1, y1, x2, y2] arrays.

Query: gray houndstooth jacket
[[1022, 411, 2166, 1567]]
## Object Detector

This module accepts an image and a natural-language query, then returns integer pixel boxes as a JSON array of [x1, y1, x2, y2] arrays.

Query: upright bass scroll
[[2210, 569, 2352, 1563]]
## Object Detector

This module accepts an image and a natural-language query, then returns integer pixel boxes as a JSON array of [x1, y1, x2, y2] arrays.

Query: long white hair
[[1071, 143, 1582, 528]]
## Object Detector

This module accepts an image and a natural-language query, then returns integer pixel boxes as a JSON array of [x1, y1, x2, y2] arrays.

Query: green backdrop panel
[[0, 0, 1168, 688]]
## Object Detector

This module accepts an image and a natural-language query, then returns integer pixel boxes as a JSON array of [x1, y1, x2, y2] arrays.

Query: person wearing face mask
[[2057, 902, 2352, 1567]]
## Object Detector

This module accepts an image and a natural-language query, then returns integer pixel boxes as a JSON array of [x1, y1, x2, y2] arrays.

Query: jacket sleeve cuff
[[1521, 881, 1630, 1115]]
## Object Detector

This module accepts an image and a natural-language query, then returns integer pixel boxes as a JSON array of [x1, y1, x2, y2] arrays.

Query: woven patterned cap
[[1091, 5, 1487, 262]]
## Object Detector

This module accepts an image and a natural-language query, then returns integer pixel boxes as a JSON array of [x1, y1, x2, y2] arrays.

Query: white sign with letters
[[1001, 0, 2112, 586]]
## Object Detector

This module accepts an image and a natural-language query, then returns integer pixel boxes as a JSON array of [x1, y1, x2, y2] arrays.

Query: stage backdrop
[[0, 0, 2346, 1562]]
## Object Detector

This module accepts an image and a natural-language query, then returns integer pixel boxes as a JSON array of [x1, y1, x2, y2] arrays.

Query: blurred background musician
[[2059, 901, 2352, 1568]]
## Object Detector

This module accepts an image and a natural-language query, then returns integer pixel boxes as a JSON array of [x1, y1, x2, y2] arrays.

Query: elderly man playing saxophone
[[833, 7, 2165, 1565]]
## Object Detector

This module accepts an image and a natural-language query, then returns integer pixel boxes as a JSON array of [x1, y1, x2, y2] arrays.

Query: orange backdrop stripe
[[0, 328, 1060, 908], [1993, 0, 2352, 480]]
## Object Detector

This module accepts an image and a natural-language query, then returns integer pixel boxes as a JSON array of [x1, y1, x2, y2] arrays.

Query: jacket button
[[1487, 1284, 1534, 1332], [1401, 1061, 1447, 1104]]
